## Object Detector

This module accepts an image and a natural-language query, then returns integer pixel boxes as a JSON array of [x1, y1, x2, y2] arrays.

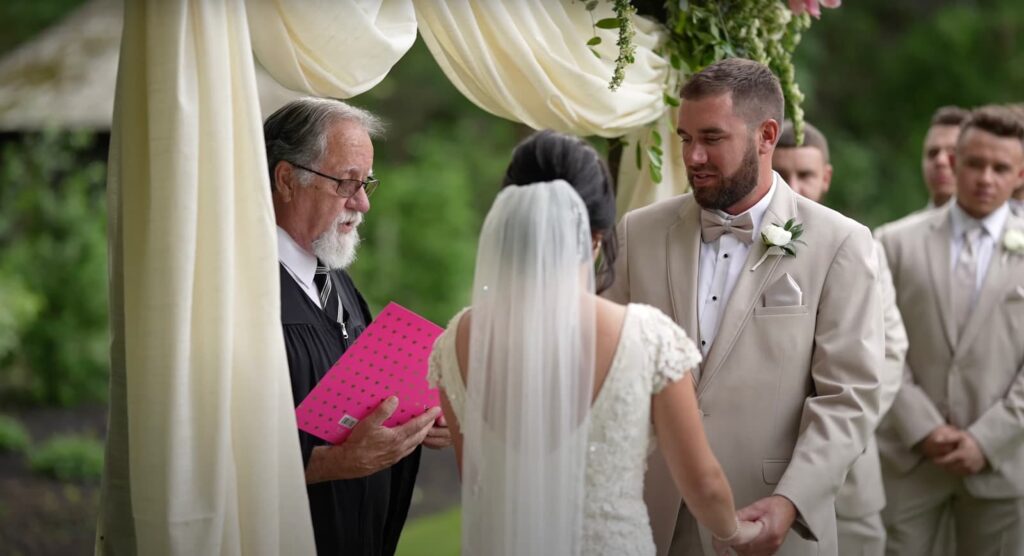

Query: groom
[[605, 58, 884, 555]]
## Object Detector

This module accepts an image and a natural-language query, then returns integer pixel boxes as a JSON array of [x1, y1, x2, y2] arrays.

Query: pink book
[[296, 302, 443, 444]]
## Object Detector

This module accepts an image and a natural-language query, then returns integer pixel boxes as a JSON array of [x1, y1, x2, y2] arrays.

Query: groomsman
[[774, 121, 906, 556], [921, 107, 971, 211], [606, 58, 885, 556], [1010, 104, 1024, 216], [876, 105, 1024, 555]]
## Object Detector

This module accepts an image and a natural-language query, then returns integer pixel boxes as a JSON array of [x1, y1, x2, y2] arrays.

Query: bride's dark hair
[[502, 130, 619, 293]]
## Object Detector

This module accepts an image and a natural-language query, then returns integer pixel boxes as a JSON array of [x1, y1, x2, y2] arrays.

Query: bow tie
[[700, 210, 754, 245]]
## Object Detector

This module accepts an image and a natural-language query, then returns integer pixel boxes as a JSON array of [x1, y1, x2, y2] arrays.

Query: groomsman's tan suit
[[606, 178, 885, 555], [834, 244, 906, 555], [876, 202, 1024, 555]]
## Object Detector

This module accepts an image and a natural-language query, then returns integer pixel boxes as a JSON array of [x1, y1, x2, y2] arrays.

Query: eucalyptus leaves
[[584, 0, 829, 166]]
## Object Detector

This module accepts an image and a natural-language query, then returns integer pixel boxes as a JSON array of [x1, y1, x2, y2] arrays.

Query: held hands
[[712, 517, 764, 556], [326, 396, 440, 479], [919, 425, 988, 475], [423, 414, 453, 450], [730, 495, 797, 556]]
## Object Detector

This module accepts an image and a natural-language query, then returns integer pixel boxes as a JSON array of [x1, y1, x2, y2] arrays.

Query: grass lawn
[[395, 506, 460, 556]]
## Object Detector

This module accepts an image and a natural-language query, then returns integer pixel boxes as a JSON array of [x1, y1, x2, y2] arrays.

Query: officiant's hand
[[422, 415, 452, 450], [733, 495, 796, 555], [309, 397, 440, 481]]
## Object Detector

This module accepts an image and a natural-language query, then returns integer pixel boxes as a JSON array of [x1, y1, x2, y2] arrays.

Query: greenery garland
[[584, 1, 818, 181]]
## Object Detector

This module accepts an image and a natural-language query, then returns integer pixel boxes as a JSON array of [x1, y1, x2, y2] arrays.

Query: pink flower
[[788, 0, 841, 18]]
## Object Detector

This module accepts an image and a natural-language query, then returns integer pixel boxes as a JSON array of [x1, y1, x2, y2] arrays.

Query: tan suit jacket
[[605, 181, 885, 555], [836, 246, 907, 519], [876, 204, 1024, 497]]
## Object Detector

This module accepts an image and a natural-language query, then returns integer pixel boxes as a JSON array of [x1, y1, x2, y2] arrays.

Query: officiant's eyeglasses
[[289, 162, 379, 198]]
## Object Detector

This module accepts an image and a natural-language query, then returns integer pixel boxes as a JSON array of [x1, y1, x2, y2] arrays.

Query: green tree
[[0, 131, 109, 405], [794, 0, 1024, 227]]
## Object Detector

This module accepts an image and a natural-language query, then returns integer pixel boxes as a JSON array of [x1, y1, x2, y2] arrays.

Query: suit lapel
[[955, 212, 1024, 354], [666, 199, 701, 342], [697, 183, 797, 396], [924, 207, 956, 352]]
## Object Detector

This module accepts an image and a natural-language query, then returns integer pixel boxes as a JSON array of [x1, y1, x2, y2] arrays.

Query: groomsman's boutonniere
[[751, 219, 805, 271], [1002, 228, 1024, 262]]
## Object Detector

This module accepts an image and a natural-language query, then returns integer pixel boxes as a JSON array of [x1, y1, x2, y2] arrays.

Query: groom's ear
[[759, 119, 781, 155]]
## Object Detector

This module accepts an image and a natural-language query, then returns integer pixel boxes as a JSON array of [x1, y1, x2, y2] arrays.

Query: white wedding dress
[[428, 302, 703, 556]]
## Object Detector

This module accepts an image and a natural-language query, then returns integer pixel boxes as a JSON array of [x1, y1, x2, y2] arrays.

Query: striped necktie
[[313, 262, 342, 325]]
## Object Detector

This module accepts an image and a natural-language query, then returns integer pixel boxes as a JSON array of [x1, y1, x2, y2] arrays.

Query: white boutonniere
[[1003, 228, 1024, 262], [751, 218, 805, 271]]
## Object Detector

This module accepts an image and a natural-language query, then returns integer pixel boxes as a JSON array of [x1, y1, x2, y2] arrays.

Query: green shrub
[[29, 434, 104, 482], [0, 130, 109, 405], [0, 414, 30, 454]]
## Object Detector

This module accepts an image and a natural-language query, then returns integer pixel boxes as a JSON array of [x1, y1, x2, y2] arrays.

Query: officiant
[[265, 97, 449, 556]]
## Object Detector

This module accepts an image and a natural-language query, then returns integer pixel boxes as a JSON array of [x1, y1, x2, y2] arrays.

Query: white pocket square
[[764, 273, 803, 307]]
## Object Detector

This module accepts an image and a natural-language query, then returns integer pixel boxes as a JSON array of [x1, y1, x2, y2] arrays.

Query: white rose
[[1004, 229, 1024, 252], [762, 224, 793, 246]]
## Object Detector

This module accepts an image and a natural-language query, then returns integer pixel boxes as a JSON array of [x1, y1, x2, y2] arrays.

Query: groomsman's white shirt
[[277, 225, 322, 309], [949, 202, 1010, 299], [697, 174, 778, 360]]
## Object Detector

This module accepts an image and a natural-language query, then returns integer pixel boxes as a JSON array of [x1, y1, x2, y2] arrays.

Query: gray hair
[[263, 97, 385, 189]]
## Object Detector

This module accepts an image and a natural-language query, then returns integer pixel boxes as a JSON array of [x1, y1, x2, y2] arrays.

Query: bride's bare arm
[[652, 374, 740, 541], [439, 389, 464, 474]]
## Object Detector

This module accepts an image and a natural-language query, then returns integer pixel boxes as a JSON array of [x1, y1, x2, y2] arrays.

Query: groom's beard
[[313, 210, 363, 270], [691, 137, 760, 211]]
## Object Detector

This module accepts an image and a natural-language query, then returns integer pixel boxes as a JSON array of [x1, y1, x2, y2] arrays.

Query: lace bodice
[[428, 303, 702, 555]]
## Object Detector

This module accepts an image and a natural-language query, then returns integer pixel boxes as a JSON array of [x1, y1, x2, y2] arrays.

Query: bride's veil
[[462, 180, 596, 555]]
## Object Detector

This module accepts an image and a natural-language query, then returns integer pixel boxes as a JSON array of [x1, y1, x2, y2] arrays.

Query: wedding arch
[[96, 1, 838, 554]]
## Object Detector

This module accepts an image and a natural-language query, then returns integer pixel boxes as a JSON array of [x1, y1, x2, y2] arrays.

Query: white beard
[[312, 210, 363, 270]]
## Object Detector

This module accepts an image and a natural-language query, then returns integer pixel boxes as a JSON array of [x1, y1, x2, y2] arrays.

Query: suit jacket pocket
[[754, 305, 809, 317], [762, 458, 790, 485]]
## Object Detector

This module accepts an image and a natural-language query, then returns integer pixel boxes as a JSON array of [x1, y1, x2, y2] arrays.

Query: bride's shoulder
[[624, 303, 681, 331]]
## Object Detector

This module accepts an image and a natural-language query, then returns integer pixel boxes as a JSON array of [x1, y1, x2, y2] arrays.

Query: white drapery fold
[[413, 0, 671, 138], [96, 0, 315, 554], [247, 0, 417, 99], [615, 107, 690, 218]]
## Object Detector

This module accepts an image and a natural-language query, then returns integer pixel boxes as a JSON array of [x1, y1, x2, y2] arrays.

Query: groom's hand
[[733, 495, 796, 555]]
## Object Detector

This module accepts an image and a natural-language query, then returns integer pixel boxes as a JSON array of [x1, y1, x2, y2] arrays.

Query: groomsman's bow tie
[[700, 210, 754, 245]]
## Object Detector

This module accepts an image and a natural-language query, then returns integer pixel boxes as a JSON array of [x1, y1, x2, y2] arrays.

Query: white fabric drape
[[414, 0, 670, 138], [247, 0, 417, 98], [615, 108, 690, 218], [96, 1, 315, 554]]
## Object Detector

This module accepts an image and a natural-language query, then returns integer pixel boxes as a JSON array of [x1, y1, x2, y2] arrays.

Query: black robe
[[280, 265, 421, 556]]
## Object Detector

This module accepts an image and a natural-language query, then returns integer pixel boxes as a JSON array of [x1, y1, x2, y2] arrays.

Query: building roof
[[0, 0, 303, 131]]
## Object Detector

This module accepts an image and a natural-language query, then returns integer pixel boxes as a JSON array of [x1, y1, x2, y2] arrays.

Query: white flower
[[762, 224, 793, 246], [1004, 229, 1024, 253]]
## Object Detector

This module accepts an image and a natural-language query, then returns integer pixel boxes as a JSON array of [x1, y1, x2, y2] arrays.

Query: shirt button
[[701, 340, 707, 346], [712, 296, 718, 301], [723, 253, 729, 259]]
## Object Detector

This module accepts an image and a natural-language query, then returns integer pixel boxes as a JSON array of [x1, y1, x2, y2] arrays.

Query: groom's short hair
[[679, 58, 784, 128]]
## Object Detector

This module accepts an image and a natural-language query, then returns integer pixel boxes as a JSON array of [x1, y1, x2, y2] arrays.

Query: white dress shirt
[[696, 174, 779, 356], [277, 226, 322, 309], [949, 201, 1009, 301]]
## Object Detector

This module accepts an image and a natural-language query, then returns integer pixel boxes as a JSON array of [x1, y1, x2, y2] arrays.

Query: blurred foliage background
[[0, 0, 1021, 552], [0, 0, 1021, 408]]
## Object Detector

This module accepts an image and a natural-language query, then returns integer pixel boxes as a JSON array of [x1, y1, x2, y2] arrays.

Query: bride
[[429, 131, 761, 555]]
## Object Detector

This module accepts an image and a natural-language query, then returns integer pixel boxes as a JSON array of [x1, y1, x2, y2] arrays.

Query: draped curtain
[[98, 1, 683, 553]]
